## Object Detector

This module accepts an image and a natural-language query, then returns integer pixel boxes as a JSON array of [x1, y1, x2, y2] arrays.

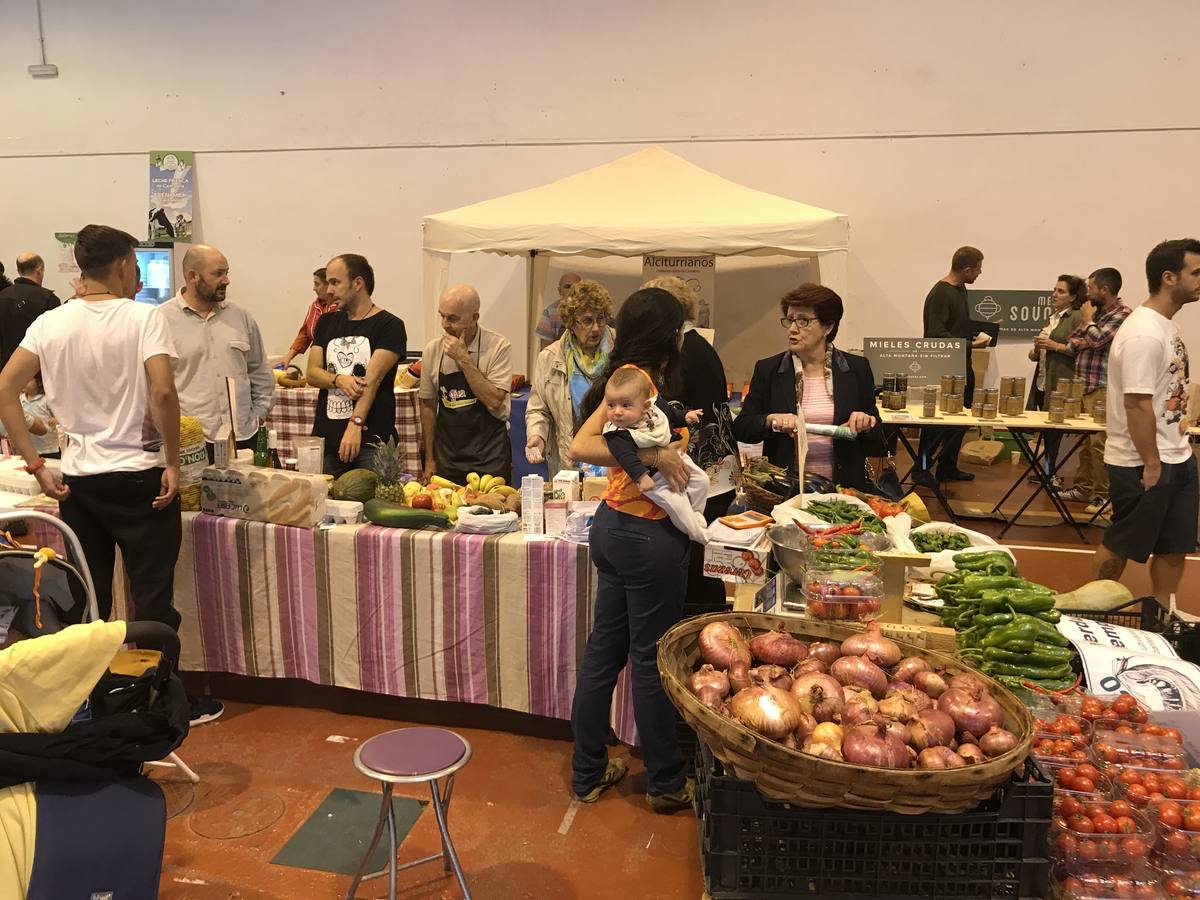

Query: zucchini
[[364, 499, 450, 529]]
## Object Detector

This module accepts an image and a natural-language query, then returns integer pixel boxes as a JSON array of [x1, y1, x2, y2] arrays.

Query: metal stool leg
[[430, 778, 471, 900], [437, 774, 456, 873], [386, 799, 397, 900], [345, 782, 393, 900]]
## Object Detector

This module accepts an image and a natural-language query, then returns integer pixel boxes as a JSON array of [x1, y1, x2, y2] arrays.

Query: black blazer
[[0, 278, 60, 371], [679, 329, 728, 428], [731, 347, 881, 492]]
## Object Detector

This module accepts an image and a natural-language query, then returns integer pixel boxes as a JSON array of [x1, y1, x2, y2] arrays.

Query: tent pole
[[526, 250, 539, 375]]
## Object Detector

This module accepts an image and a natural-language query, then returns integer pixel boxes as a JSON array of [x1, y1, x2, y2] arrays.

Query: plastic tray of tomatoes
[[1160, 868, 1200, 898], [1092, 721, 1188, 771], [1051, 864, 1163, 898], [1051, 798, 1154, 875], [1047, 763, 1116, 808], [1142, 797, 1200, 870], [1054, 693, 1151, 725], [1035, 714, 1094, 763], [802, 569, 883, 621], [1113, 768, 1198, 809]]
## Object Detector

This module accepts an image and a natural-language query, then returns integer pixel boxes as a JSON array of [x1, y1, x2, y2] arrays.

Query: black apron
[[435, 333, 512, 482]]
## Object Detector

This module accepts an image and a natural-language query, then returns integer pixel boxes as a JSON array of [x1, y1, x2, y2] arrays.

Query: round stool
[[344, 727, 473, 900]]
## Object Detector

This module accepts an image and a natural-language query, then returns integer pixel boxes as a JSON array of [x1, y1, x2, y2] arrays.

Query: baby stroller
[[0, 510, 191, 900]]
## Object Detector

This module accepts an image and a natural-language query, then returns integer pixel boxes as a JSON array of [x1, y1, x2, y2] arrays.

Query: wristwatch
[[350, 415, 365, 427]]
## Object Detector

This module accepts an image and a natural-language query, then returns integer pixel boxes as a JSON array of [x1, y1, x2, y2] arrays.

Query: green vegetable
[[991, 673, 1078, 693], [804, 499, 885, 533], [1011, 613, 1070, 647], [982, 644, 1073, 666], [330, 468, 379, 502], [364, 499, 451, 529], [981, 660, 1072, 680], [912, 530, 972, 553], [953, 551, 1018, 576], [981, 620, 1041, 648]]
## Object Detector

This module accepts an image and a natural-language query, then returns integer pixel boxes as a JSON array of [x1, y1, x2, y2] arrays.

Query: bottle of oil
[[253, 425, 269, 466], [267, 429, 283, 469]]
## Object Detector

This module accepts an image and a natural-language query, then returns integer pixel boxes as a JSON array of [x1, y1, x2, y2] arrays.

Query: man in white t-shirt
[[1093, 239, 1200, 604], [0, 225, 221, 725]]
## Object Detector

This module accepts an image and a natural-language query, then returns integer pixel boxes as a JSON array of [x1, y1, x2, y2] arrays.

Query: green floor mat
[[272, 788, 426, 875]]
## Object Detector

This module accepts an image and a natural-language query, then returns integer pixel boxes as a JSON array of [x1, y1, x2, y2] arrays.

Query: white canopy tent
[[421, 146, 850, 368]]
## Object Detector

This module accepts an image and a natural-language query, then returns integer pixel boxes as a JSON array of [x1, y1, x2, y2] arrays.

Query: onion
[[893, 656, 933, 683], [698, 621, 752, 671], [978, 725, 1020, 757], [688, 664, 730, 698], [840, 621, 902, 667], [881, 718, 912, 746], [695, 685, 726, 712], [957, 743, 986, 765], [750, 664, 793, 692], [947, 672, 989, 694], [912, 670, 949, 699], [730, 684, 802, 741], [808, 641, 843, 666], [801, 738, 844, 761], [842, 722, 913, 769], [781, 732, 800, 751], [831, 655, 888, 699], [728, 659, 752, 693], [909, 709, 956, 750], [881, 683, 932, 719], [792, 657, 828, 677], [917, 746, 966, 769], [749, 630, 809, 667], [937, 687, 1004, 737], [795, 712, 817, 741], [790, 672, 845, 722], [841, 685, 878, 726], [811, 721, 844, 747]]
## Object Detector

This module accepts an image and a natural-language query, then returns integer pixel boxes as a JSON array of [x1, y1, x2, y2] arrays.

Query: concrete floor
[[155, 700, 704, 900]]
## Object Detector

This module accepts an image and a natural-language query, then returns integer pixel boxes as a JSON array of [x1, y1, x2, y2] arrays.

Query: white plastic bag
[[455, 506, 519, 534], [896, 522, 1014, 580]]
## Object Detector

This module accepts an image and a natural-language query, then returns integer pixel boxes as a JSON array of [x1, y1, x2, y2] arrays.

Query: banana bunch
[[467, 472, 516, 498]]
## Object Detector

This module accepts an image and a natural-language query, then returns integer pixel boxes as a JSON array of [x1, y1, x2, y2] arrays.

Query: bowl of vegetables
[[658, 611, 1034, 814]]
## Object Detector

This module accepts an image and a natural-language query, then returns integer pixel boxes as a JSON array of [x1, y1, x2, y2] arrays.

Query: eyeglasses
[[780, 315, 820, 330], [576, 315, 608, 328]]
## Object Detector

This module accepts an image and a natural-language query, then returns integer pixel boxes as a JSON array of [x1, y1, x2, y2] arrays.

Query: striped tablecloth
[[266, 387, 422, 475], [113, 513, 639, 745]]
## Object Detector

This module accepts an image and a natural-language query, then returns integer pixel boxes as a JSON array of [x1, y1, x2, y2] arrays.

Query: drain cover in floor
[[189, 790, 286, 839], [271, 788, 425, 875]]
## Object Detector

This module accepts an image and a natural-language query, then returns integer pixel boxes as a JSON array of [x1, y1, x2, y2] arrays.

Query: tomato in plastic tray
[[1113, 767, 1199, 809], [1048, 763, 1116, 810], [1035, 714, 1094, 762], [802, 569, 883, 621], [1051, 863, 1163, 898], [1054, 692, 1151, 725], [1050, 801, 1154, 875], [1161, 868, 1200, 898], [1092, 720, 1188, 771], [1141, 796, 1200, 870]]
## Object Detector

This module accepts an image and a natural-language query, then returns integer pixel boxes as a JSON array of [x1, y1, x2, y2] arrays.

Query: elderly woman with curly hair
[[525, 279, 615, 474]]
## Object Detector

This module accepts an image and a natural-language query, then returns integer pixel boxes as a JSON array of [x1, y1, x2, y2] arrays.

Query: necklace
[[347, 302, 376, 321], [78, 290, 117, 298]]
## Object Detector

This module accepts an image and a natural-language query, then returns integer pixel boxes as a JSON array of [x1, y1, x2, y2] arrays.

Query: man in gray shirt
[[158, 245, 275, 460]]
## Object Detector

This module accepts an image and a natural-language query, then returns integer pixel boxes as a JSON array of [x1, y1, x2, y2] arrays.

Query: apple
[[411, 493, 433, 510]]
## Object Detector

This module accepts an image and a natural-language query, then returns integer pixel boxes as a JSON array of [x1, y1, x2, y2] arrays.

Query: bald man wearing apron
[[419, 284, 514, 486]]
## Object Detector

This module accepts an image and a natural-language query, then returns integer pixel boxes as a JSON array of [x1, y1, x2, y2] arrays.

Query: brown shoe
[[647, 777, 696, 814], [575, 758, 628, 803]]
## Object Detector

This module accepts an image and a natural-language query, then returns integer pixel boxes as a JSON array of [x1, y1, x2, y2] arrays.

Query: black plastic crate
[[694, 744, 1050, 899], [1061, 596, 1200, 663]]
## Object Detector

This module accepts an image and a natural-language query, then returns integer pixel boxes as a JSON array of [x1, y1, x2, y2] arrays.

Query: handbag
[[863, 453, 904, 502]]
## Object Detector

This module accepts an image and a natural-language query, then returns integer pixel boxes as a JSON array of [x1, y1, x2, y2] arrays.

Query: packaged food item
[[1050, 803, 1154, 875], [1091, 720, 1187, 771], [1050, 405, 1066, 424], [981, 403, 998, 420], [895, 374, 909, 393], [951, 374, 966, 394], [941, 374, 956, 394], [883, 373, 897, 393], [1053, 693, 1149, 724], [1143, 796, 1200, 871], [1051, 864, 1165, 899], [802, 569, 883, 621], [945, 392, 964, 414], [1033, 714, 1093, 762], [1047, 762, 1115, 802]]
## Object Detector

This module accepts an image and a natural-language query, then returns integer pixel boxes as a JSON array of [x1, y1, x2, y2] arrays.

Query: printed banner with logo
[[641, 253, 715, 328], [862, 337, 968, 390], [148, 150, 194, 243], [54, 232, 78, 275], [968, 289, 1056, 340]]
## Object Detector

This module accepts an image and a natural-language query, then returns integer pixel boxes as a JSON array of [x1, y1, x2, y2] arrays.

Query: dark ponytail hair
[[575, 288, 684, 427], [1058, 274, 1086, 310]]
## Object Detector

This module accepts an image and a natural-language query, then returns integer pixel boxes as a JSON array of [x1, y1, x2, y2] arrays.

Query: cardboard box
[[581, 476, 608, 501], [553, 470, 581, 503], [544, 500, 568, 537], [702, 532, 772, 584], [201, 464, 328, 528]]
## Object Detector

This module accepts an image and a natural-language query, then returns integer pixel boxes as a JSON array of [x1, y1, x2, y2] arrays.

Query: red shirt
[[289, 297, 339, 355]]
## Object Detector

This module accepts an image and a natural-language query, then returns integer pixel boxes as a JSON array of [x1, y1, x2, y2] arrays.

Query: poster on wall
[[862, 338, 968, 391], [968, 289, 1055, 341], [642, 253, 715, 328], [54, 232, 79, 275], [148, 150, 194, 243]]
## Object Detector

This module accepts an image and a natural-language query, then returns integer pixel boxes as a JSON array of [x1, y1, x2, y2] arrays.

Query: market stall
[[103, 511, 640, 743]]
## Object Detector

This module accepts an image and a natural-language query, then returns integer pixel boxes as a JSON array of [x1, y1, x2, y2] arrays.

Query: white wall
[[2, 0, 1197, 386]]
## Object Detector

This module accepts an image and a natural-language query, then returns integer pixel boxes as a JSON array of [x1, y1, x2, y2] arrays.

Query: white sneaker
[[1085, 499, 1109, 516], [1058, 488, 1091, 503]]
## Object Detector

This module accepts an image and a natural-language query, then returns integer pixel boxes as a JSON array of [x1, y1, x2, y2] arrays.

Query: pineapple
[[369, 437, 408, 503]]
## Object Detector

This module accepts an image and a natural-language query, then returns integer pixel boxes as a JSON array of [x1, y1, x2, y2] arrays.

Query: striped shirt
[[798, 369, 835, 478], [1068, 302, 1131, 394]]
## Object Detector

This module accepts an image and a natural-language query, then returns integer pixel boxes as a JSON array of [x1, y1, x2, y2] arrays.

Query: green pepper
[[1012, 613, 1070, 647], [974, 612, 1014, 628], [961, 574, 1028, 593], [983, 644, 1073, 666], [981, 660, 1072, 680], [1035, 608, 1063, 624], [953, 551, 1018, 576], [981, 620, 1041, 648], [991, 673, 1077, 693], [1004, 593, 1057, 614]]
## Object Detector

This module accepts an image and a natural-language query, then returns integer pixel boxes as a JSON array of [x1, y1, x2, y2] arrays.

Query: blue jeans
[[570, 504, 690, 797]]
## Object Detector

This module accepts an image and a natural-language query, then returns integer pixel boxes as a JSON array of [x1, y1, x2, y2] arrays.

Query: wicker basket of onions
[[658, 611, 1034, 814]]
